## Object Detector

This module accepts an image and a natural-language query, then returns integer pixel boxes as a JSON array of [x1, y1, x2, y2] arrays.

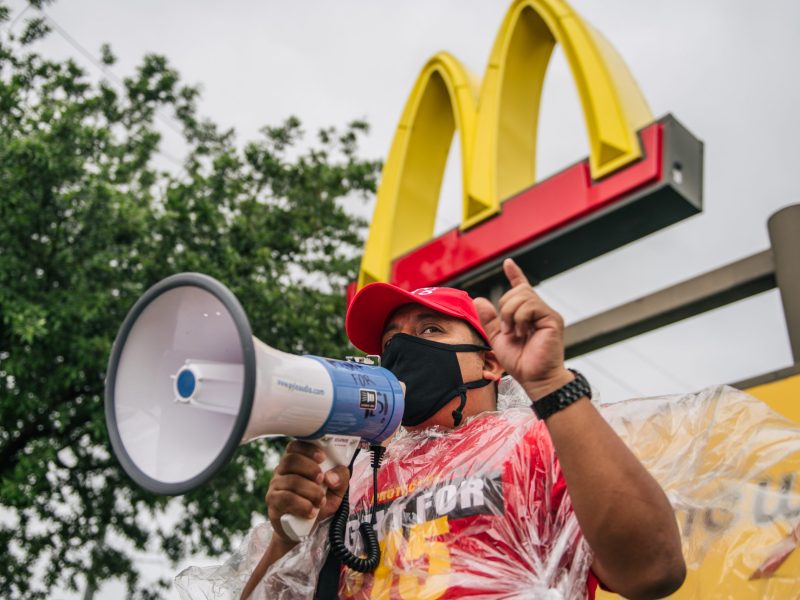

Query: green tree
[[0, 4, 379, 598]]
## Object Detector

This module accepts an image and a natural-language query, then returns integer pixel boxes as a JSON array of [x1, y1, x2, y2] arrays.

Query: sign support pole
[[768, 203, 800, 363]]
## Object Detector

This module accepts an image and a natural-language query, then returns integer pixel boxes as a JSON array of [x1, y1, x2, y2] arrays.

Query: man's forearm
[[241, 537, 297, 600], [538, 389, 685, 598]]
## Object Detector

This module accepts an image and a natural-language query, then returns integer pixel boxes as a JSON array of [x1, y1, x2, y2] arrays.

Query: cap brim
[[346, 283, 424, 355]]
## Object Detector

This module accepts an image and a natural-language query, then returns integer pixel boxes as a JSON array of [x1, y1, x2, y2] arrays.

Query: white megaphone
[[105, 273, 404, 541]]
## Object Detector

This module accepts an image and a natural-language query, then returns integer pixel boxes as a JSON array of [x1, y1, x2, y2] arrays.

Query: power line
[[42, 12, 188, 140], [575, 354, 646, 399], [540, 284, 695, 398], [521, 285, 646, 396], [7, 7, 188, 170], [5, 2, 31, 31], [42, 14, 123, 85]]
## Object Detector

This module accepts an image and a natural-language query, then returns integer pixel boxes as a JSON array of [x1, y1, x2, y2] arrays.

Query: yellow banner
[[597, 383, 800, 599]]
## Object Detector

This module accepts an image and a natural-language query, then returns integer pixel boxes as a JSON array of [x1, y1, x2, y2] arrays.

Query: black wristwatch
[[531, 369, 591, 421]]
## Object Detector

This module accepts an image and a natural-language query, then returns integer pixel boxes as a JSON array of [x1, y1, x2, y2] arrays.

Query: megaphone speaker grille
[[105, 273, 256, 495]]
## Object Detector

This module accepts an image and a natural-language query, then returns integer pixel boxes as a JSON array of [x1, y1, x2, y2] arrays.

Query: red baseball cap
[[345, 283, 491, 355]]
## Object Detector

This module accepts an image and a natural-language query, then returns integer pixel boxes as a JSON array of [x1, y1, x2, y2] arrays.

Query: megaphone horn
[[105, 273, 404, 540]]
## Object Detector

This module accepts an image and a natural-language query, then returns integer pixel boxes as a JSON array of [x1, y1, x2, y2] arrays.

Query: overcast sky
[[5, 1, 800, 597]]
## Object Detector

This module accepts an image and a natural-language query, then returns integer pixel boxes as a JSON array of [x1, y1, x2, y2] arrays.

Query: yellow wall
[[597, 377, 800, 599], [747, 374, 800, 425]]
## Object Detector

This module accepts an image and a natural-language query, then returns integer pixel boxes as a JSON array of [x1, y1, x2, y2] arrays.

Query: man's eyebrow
[[413, 311, 449, 323], [381, 311, 451, 337]]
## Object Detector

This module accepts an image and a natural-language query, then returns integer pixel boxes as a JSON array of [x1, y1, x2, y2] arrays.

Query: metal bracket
[[345, 355, 381, 366]]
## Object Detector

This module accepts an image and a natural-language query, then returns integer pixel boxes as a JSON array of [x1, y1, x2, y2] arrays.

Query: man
[[243, 258, 685, 599]]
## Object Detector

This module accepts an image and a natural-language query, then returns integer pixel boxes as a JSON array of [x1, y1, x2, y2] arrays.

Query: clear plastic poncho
[[175, 382, 800, 600]]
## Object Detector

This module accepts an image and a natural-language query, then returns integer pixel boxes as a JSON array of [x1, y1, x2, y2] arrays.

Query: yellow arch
[[358, 0, 653, 288], [471, 0, 654, 221], [359, 53, 479, 287]]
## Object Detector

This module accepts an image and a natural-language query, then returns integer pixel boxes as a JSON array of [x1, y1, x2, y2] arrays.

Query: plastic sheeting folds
[[176, 384, 800, 599]]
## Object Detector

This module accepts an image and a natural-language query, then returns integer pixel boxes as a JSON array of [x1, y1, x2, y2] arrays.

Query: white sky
[[5, 1, 800, 597]]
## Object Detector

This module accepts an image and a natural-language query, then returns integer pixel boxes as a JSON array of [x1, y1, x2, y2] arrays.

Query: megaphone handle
[[280, 434, 361, 541]]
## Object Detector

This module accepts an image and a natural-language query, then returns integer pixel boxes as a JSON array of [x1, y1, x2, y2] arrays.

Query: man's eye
[[420, 325, 441, 335]]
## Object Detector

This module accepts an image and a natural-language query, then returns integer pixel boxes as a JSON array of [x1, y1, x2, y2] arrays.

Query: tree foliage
[[0, 4, 380, 597]]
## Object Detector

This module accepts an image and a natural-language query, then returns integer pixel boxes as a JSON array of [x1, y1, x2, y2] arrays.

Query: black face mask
[[381, 333, 492, 428]]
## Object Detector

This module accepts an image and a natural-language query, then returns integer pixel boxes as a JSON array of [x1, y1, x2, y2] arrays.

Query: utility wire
[[574, 354, 646, 399], [43, 13, 189, 145], [6, 6, 187, 170], [42, 14, 123, 85], [5, 2, 30, 31], [540, 284, 694, 396], [533, 287, 645, 396], [42, 12, 187, 137], [41, 13, 187, 169]]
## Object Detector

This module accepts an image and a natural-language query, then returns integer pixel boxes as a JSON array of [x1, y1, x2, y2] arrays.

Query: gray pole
[[767, 204, 800, 363], [82, 582, 95, 600]]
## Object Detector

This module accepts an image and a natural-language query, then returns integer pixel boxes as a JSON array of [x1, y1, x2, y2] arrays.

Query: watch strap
[[531, 369, 591, 421]]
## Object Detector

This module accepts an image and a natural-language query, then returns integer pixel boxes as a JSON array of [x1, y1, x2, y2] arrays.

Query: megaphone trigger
[[279, 434, 362, 541]]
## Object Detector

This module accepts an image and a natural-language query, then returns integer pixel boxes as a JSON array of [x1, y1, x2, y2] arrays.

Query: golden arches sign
[[358, 0, 654, 288]]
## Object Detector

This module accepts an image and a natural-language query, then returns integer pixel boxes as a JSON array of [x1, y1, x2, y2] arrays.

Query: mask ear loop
[[451, 379, 493, 427]]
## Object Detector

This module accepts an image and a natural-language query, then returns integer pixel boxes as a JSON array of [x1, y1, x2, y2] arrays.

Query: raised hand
[[473, 258, 573, 400]]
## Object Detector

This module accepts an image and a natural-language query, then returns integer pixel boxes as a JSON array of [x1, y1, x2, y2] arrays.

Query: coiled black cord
[[328, 444, 386, 573]]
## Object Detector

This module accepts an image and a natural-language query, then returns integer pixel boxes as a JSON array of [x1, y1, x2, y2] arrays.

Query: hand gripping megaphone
[[105, 273, 404, 544]]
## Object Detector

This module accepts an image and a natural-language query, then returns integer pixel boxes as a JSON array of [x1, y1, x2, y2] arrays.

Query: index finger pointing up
[[503, 258, 531, 288]]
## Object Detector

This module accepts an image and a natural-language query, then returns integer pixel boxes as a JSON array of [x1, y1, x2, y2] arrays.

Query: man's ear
[[481, 350, 504, 382]]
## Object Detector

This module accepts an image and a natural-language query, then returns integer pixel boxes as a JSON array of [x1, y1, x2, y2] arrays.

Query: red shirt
[[338, 409, 599, 599]]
